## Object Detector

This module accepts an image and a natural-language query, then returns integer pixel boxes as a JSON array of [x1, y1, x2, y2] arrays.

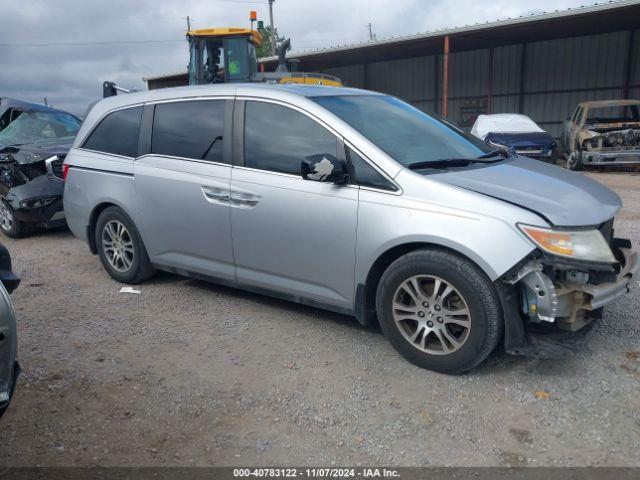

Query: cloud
[[0, 0, 590, 114]]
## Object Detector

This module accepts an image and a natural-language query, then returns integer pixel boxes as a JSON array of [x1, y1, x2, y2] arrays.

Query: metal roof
[[260, 0, 640, 68], [144, 0, 640, 83], [143, 70, 188, 82]]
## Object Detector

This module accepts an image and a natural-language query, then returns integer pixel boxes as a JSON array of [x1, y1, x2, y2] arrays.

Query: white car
[[471, 113, 557, 162]]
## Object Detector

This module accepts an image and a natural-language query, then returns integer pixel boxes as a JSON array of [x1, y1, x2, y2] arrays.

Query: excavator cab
[[187, 28, 262, 85], [104, 25, 342, 98]]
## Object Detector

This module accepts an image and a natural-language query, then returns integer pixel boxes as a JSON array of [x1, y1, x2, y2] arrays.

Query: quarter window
[[151, 100, 226, 162], [244, 101, 337, 175], [348, 148, 396, 191], [83, 106, 142, 157]]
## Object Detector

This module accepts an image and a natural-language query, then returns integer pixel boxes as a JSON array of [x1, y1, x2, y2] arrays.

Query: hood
[[427, 156, 621, 227], [0, 139, 72, 164], [484, 131, 555, 149]]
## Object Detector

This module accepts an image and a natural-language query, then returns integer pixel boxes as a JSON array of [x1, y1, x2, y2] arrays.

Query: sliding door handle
[[229, 192, 260, 208]]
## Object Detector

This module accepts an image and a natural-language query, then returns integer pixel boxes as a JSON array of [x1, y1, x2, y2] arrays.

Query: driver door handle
[[202, 186, 230, 205]]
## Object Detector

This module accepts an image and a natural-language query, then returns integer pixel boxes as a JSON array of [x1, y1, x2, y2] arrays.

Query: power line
[[0, 39, 184, 47]]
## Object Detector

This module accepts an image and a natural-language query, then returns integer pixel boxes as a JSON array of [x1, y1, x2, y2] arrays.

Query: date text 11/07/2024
[[232, 468, 401, 478]]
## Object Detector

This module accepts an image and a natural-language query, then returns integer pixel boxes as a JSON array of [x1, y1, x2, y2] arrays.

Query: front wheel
[[567, 150, 583, 171], [95, 206, 155, 284], [376, 249, 503, 374], [0, 200, 28, 238]]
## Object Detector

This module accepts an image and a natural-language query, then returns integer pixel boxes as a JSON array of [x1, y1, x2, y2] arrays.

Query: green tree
[[257, 26, 286, 58]]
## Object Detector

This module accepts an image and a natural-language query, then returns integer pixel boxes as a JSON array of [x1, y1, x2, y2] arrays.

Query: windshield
[[585, 104, 639, 124], [313, 95, 492, 166], [0, 109, 80, 147]]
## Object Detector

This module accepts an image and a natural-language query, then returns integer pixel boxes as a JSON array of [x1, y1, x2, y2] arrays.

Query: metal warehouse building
[[146, 0, 640, 137]]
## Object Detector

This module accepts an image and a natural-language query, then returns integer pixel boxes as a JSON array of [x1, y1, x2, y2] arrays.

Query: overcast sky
[[1, 0, 592, 115]]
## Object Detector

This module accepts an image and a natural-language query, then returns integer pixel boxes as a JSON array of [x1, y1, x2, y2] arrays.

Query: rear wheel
[[95, 206, 155, 284], [376, 249, 502, 374], [0, 200, 28, 239]]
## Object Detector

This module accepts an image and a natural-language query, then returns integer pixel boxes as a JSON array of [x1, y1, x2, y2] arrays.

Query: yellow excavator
[[185, 27, 343, 86], [104, 26, 342, 97]]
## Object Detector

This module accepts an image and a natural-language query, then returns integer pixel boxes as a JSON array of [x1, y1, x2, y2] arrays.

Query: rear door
[[134, 98, 235, 280], [229, 99, 359, 309]]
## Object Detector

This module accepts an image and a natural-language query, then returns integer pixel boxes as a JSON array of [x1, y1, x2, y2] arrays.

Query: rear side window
[[244, 101, 337, 175], [151, 100, 225, 162], [348, 148, 396, 191], [83, 106, 142, 157]]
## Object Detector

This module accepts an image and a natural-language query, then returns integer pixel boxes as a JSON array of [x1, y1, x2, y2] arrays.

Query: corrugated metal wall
[[320, 29, 640, 138]]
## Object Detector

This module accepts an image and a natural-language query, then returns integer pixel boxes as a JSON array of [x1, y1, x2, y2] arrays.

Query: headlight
[[519, 225, 616, 263], [20, 197, 56, 209]]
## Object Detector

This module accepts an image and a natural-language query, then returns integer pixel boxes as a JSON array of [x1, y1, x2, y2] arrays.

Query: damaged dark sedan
[[0, 99, 81, 238]]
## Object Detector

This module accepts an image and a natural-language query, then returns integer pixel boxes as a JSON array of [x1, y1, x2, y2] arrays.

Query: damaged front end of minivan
[[499, 220, 639, 357], [427, 153, 638, 358]]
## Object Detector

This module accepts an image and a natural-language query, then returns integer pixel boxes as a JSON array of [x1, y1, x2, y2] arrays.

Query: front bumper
[[577, 247, 639, 310], [500, 244, 638, 358], [583, 150, 640, 165], [5, 175, 65, 227]]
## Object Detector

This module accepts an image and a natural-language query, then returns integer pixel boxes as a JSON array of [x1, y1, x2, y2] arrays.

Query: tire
[[567, 143, 584, 171], [95, 206, 155, 284], [375, 249, 503, 374], [0, 200, 29, 239]]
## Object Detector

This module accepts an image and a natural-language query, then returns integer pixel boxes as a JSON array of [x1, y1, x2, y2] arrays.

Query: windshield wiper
[[201, 135, 222, 160], [407, 158, 483, 170], [477, 148, 509, 159]]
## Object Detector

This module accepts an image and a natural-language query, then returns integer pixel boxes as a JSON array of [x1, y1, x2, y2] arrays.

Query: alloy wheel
[[392, 275, 471, 355], [102, 220, 134, 272], [0, 201, 14, 233]]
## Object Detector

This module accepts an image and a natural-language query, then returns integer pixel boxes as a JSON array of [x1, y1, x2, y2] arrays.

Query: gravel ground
[[0, 172, 639, 467]]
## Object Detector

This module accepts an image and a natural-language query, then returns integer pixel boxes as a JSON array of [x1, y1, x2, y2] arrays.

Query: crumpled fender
[[5, 174, 63, 209]]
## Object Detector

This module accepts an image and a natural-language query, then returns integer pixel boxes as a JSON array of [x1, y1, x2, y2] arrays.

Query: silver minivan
[[63, 84, 638, 373]]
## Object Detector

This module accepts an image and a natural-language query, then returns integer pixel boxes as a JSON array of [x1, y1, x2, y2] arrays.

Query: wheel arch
[[356, 240, 499, 327], [87, 201, 138, 254]]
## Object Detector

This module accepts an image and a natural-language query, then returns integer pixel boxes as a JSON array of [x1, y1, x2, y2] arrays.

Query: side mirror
[[301, 154, 349, 184]]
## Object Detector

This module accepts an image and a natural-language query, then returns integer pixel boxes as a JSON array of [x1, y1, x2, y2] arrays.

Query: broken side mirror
[[301, 154, 349, 184]]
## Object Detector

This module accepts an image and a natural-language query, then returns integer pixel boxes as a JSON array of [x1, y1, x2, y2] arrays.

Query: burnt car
[[0, 242, 20, 419], [471, 114, 557, 162], [0, 99, 81, 237], [562, 100, 640, 170]]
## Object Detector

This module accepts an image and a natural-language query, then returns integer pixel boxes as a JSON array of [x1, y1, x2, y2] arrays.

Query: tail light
[[62, 164, 70, 181]]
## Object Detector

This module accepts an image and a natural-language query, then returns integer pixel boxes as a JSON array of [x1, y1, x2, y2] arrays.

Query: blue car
[[0, 98, 81, 238], [471, 113, 557, 163]]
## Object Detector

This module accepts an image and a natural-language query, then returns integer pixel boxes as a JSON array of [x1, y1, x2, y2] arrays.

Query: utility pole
[[268, 0, 276, 56], [442, 35, 450, 117], [184, 15, 191, 31], [368, 23, 374, 41], [43, 97, 48, 107]]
